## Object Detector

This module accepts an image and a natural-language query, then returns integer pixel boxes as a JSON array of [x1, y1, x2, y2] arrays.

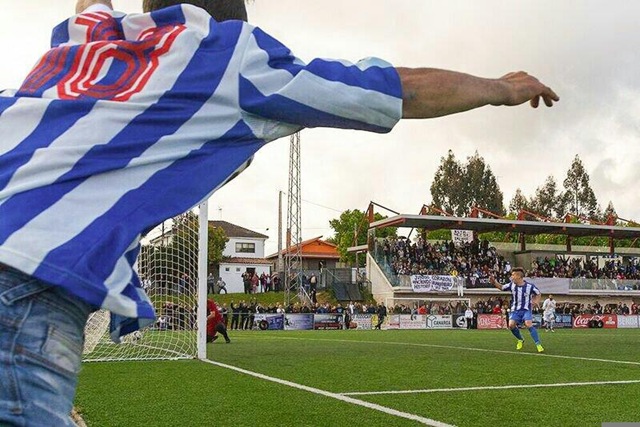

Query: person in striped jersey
[[490, 267, 544, 352], [0, 0, 558, 423]]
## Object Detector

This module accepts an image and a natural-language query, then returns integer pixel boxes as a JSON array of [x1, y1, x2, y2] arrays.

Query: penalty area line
[[341, 379, 640, 396], [201, 358, 455, 427]]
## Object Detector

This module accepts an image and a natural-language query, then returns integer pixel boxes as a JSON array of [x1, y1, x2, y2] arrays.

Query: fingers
[[502, 71, 559, 108], [530, 96, 540, 108], [532, 87, 559, 108]]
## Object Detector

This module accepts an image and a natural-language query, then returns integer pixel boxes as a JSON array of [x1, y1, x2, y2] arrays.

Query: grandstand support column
[[566, 235, 572, 252], [519, 232, 526, 251], [197, 201, 208, 360]]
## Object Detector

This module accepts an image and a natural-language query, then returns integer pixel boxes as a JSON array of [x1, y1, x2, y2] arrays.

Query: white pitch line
[[249, 335, 640, 367], [201, 358, 455, 427], [340, 379, 640, 396]]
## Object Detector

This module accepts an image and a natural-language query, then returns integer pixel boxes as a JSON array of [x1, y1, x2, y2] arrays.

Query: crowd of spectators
[[527, 255, 640, 281], [379, 237, 511, 284], [469, 297, 639, 316], [387, 301, 468, 315], [379, 237, 640, 290], [212, 300, 386, 330]]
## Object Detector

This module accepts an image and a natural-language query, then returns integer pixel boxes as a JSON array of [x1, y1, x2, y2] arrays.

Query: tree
[[562, 154, 598, 218], [430, 150, 505, 216], [508, 188, 529, 214], [208, 224, 229, 268], [170, 212, 200, 280], [430, 150, 465, 216], [530, 175, 563, 218], [329, 209, 396, 266], [468, 153, 505, 216]]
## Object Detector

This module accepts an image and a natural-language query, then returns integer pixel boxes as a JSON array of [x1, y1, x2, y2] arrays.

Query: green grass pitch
[[75, 328, 640, 426]]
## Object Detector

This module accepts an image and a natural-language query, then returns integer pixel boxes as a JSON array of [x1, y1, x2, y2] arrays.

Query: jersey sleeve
[[531, 285, 541, 296], [238, 26, 403, 140], [501, 283, 511, 292]]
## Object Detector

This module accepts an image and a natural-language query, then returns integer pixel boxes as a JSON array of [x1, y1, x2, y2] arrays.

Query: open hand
[[498, 71, 559, 108]]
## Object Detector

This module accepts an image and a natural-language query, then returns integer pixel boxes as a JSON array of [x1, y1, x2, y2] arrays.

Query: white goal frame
[[82, 202, 208, 362]]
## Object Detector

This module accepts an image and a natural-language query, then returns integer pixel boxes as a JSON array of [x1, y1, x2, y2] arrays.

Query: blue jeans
[[0, 267, 93, 426]]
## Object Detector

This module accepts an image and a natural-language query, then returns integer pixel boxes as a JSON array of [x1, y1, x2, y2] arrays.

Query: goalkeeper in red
[[207, 299, 231, 344], [490, 267, 544, 352]]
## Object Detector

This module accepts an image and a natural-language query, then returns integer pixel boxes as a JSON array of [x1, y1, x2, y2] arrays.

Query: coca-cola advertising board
[[477, 314, 506, 329], [572, 314, 617, 329]]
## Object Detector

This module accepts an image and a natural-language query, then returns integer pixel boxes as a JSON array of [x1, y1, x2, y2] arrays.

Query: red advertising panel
[[572, 314, 618, 329], [478, 314, 506, 329]]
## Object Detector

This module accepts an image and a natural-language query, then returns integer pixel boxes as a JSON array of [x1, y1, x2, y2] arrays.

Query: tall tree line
[[430, 152, 615, 221]]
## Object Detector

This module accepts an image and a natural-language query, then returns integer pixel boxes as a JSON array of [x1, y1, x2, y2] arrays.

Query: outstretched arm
[[397, 68, 559, 119], [488, 275, 504, 291]]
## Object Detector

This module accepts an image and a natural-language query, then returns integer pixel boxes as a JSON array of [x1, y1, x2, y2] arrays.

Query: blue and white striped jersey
[[0, 5, 402, 338], [502, 281, 540, 312]]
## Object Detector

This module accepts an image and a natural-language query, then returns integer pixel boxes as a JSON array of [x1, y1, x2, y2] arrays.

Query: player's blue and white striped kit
[[502, 281, 541, 312], [0, 5, 402, 338]]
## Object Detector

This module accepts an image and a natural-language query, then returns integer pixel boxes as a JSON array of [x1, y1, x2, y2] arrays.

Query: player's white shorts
[[543, 311, 555, 322]]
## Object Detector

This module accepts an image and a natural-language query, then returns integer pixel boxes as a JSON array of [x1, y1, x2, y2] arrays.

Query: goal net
[[83, 206, 207, 362]]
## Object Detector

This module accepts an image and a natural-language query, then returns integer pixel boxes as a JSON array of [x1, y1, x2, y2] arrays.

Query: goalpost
[[82, 203, 208, 362]]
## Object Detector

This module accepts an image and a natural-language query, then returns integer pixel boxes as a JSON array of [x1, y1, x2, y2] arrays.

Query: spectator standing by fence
[[375, 303, 387, 330], [465, 306, 474, 329]]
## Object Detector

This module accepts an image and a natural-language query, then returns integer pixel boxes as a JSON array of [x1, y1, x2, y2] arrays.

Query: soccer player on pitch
[[542, 294, 557, 332], [490, 267, 544, 352]]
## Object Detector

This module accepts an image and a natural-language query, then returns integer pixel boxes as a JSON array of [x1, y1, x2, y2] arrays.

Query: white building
[[211, 220, 272, 294]]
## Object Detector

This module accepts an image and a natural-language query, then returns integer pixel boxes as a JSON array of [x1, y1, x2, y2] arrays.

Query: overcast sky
[[2, 1, 639, 255]]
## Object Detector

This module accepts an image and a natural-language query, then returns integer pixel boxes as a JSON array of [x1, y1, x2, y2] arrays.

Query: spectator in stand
[[221, 303, 229, 326], [490, 267, 544, 353], [230, 300, 240, 330], [593, 301, 602, 314], [207, 273, 216, 295], [248, 299, 257, 329], [240, 300, 250, 329], [631, 301, 638, 315], [251, 272, 259, 294], [259, 272, 267, 293], [265, 273, 272, 292], [418, 304, 428, 315], [242, 272, 251, 294], [216, 277, 227, 294]]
